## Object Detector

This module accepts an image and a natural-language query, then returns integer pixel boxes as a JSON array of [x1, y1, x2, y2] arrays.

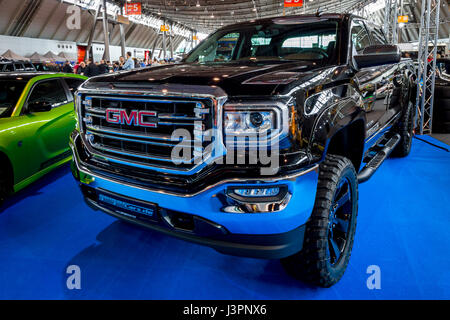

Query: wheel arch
[[0, 150, 14, 194], [309, 96, 366, 172], [325, 119, 366, 172]]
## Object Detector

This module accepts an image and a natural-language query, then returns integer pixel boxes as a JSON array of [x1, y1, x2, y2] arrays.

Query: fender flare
[[308, 96, 366, 167]]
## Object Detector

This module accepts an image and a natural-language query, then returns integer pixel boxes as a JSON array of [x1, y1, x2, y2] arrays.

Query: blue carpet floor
[[0, 136, 449, 300]]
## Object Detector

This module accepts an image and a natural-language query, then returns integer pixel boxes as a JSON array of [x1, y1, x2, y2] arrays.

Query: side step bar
[[357, 133, 401, 183]]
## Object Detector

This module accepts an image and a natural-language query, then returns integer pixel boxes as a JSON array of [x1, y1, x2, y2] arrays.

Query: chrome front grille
[[79, 95, 214, 171]]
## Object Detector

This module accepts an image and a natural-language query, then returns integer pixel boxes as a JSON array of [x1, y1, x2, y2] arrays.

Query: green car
[[0, 72, 87, 204]]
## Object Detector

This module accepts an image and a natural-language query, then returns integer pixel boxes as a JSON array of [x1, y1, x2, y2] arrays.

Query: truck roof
[[217, 13, 351, 30]]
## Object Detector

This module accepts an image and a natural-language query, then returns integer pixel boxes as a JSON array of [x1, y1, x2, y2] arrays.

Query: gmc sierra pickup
[[70, 14, 415, 287]]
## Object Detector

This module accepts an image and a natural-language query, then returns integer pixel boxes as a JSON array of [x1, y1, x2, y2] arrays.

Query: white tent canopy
[[1, 49, 29, 61], [58, 51, 75, 61], [43, 51, 65, 62], [28, 52, 50, 63]]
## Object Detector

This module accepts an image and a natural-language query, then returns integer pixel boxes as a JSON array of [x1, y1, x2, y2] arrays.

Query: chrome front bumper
[[70, 129, 319, 258]]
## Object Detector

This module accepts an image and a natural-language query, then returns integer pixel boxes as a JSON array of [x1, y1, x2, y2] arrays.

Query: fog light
[[233, 187, 280, 197], [224, 185, 291, 213]]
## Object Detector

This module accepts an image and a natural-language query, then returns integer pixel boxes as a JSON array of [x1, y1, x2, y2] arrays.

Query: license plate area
[[97, 189, 158, 222]]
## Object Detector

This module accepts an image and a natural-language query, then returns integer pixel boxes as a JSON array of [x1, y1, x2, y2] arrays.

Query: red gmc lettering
[[139, 111, 157, 127], [120, 109, 138, 126], [105, 108, 157, 127], [105, 108, 120, 123]]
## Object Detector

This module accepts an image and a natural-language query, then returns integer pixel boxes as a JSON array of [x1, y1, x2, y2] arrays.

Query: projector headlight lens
[[224, 110, 275, 135]]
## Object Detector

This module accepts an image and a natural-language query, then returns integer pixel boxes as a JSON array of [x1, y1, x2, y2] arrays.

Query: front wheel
[[0, 167, 7, 207], [281, 155, 358, 287]]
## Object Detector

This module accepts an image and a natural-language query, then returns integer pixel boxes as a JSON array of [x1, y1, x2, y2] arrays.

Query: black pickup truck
[[71, 14, 415, 287]]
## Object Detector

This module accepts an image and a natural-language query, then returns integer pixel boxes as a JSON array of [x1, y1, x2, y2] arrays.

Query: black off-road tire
[[281, 155, 358, 288], [391, 101, 414, 157], [0, 167, 8, 207]]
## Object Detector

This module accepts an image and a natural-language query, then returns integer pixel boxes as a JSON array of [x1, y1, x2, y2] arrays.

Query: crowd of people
[[35, 51, 176, 76], [56, 51, 176, 77]]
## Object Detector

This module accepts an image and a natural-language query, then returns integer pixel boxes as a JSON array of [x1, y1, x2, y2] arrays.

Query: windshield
[[0, 80, 27, 118], [185, 20, 339, 65]]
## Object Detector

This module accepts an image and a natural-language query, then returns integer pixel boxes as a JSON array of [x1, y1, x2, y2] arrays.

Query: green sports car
[[0, 72, 87, 204]]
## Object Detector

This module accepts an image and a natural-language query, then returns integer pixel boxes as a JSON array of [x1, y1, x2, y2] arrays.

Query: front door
[[14, 78, 75, 183], [351, 19, 397, 140]]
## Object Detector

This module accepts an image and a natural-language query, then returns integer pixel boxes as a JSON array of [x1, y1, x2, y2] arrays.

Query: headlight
[[223, 102, 289, 147], [224, 111, 275, 135]]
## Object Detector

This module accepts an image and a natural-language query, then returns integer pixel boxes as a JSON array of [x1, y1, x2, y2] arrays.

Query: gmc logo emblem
[[105, 108, 157, 128]]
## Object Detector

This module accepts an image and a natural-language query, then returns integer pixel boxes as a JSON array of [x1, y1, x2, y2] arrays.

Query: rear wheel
[[281, 155, 358, 287], [391, 101, 414, 157]]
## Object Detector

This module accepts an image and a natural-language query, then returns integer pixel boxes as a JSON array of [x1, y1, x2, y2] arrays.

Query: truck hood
[[84, 61, 327, 97]]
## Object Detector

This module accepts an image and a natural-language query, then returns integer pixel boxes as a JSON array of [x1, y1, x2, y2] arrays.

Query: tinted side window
[[371, 27, 387, 45], [4, 64, 14, 72], [23, 63, 35, 70], [351, 20, 371, 53], [14, 64, 24, 71], [64, 78, 85, 98], [27, 80, 68, 107]]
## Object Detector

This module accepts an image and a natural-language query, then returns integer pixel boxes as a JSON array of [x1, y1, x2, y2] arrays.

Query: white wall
[[91, 43, 150, 62], [0, 35, 154, 62], [0, 35, 77, 58]]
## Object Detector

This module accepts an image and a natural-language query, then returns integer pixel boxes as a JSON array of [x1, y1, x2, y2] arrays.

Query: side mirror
[[354, 45, 401, 69], [28, 101, 52, 113]]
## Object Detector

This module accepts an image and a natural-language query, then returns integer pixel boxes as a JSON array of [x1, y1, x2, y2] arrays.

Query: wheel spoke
[[334, 217, 349, 233], [328, 237, 340, 263], [335, 187, 350, 211]]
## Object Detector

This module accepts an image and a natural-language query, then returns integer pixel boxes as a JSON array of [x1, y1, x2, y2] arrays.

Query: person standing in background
[[76, 61, 86, 75], [119, 56, 125, 70], [62, 61, 73, 73], [133, 58, 140, 68], [84, 58, 100, 77], [122, 52, 134, 70], [73, 62, 80, 74], [98, 59, 108, 74]]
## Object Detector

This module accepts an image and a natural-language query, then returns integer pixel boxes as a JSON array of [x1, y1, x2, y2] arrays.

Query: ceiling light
[[196, 1, 200, 7]]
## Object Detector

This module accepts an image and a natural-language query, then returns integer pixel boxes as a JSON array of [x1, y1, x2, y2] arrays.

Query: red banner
[[284, 0, 303, 7], [124, 2, 141, 15]]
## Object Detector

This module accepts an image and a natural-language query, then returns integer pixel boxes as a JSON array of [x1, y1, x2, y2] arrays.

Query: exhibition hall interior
[[0, 0, 449, 301]]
